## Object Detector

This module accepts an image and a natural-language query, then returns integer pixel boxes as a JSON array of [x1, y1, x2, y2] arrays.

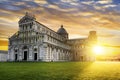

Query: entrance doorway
[[80, 56, 84, 61], [15, 54, 17, 61], [23, 51, 27, 60], [34, 53, 37, 60]]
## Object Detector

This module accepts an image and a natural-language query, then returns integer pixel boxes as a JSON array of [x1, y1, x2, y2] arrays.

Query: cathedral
[[8, 12, 97, 62]]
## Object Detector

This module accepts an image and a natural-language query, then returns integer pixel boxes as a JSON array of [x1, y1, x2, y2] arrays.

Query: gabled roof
[[19, 12, 36, 24], [9, 32, 18, 40]]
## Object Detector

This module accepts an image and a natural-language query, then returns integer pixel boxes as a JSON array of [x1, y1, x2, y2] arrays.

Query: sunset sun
[[93, 46, 104, 55]]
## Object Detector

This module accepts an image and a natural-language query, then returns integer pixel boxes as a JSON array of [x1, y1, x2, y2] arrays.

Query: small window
[[36, 32, 38, 34], [30, 26, 32, 29], [23, 46, 27, 49], [30, 23, 32, 29], [15, 50, 17, 52], [34, 48, 37, 51]]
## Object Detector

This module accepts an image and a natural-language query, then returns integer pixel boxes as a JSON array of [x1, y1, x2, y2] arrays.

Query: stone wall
[[0, 50, 8, 61]]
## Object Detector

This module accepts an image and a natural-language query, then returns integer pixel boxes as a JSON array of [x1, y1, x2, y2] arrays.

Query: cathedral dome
[[57, 25, 68, 34], [57, 25, 68, 39]]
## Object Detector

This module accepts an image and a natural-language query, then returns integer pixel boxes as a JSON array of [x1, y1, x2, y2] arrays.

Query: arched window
[[23, 25, 24, 30], [15, 49, 17, 52], [23, 46, 27, 49], [30, 23, 32, 29], [34, 48, 37, 51], [26, 25, 27, 29]]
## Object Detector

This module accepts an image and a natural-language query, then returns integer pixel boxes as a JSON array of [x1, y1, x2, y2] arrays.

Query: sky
[[0, 0, 120, 52]]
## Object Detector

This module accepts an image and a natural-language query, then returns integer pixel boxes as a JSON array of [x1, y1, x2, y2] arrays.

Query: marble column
[[53, 47, 56, 61], [10, 48, 14, 61], [8, 48, 10, 61], [18, 48, 22, 61], [29, 46, 33, 61], [56, 48, 59, 61], [49, 46, 52, 61]]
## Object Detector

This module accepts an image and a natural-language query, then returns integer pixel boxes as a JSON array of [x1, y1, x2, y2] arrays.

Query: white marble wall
[[0, 51, 8, 62]]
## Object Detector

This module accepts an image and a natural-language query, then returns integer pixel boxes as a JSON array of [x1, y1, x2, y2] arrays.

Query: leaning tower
[[86, 31, 98, 61], [88, 31, 97, 46]]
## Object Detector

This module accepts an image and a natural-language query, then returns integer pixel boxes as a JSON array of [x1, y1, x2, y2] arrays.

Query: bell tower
[[88, 31, 97, 45]]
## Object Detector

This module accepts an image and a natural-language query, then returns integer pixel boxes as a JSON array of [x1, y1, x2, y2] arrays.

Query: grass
[[0, 61, 120, 80]]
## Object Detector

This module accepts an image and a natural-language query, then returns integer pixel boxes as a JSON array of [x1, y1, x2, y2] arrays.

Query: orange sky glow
[[0, 0, 120, 57]]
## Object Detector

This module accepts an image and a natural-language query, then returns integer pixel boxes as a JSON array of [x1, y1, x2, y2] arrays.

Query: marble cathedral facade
[[8, 13, 97, 62]]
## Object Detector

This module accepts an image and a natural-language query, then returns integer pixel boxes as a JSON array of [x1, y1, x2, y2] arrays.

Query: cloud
[[60, 0, 78, 3], [34, 0, 48, 4], [104, 4, 117, 8], [98, 33, 116, 38], [81, 1, 94, 5], [96, 0, 112, 4], [60, 0, 79, 5], [0, 0, 120, 46]]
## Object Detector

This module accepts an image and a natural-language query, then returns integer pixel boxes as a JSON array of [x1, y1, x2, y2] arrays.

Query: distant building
[[0, 50, 8, 61], [67, 31, 97, 61], [8, 12, 97, 62]]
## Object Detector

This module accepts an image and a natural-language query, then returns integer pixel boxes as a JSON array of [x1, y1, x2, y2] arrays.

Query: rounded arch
[[23, 46, 28, 49]]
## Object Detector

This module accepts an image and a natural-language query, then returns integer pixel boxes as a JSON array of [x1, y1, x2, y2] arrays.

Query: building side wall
[[0, 51, 8, 61]]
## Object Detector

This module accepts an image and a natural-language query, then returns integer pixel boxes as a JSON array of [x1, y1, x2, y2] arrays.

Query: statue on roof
[[19, 12, 36, 24]]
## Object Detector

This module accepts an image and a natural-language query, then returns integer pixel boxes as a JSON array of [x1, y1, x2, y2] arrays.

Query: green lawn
[[0, 62, 120, 80]]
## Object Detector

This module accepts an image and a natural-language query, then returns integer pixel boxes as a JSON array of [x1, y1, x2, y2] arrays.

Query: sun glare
[[93, 46, 104, 55]]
